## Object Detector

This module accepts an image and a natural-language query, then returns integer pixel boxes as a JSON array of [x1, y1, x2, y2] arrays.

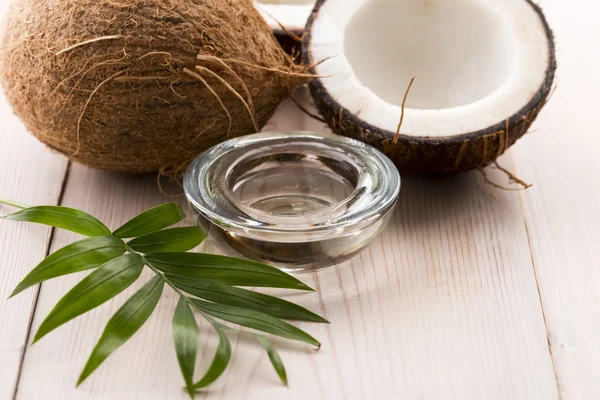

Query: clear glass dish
[[183, 131, 400, 273]]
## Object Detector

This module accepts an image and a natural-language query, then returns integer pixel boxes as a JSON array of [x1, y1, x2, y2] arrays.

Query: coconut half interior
[[254, 0, 316, 32], [309, 0, 552, 137]]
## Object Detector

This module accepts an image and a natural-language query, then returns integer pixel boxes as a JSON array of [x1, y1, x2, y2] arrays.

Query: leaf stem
[[144, 258, 188, 298], [134, 249, 210, 318], [0, 198, 29, 209], [127, 247, 184, 298]]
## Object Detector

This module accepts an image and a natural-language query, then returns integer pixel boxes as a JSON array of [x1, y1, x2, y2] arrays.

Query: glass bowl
[[183, 131, 400, 273]]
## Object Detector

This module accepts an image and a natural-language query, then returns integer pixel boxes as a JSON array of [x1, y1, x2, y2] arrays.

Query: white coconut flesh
[[254, 0, 316, 32], [309, 0, 552, 138]]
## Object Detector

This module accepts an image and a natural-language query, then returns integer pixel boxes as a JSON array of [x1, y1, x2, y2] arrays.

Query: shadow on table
[[312, 167, 527, 301]]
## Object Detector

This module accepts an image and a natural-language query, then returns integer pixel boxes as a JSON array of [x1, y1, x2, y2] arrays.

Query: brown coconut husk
[[0, 0, 309, 173]]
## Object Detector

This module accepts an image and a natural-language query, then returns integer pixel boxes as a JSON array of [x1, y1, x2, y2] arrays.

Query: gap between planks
[[11, 162, 72, 400], [512, 151, 563, 400]]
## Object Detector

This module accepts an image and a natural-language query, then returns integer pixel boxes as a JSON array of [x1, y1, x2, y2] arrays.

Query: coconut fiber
[[0, 0, 306, 173]]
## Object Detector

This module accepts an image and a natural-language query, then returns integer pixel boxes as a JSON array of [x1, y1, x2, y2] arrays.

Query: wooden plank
[[511, 1, 600, 398], [0, 8, 70, 397], [14, 90, 558, 399], [0, 98, 68, 400]]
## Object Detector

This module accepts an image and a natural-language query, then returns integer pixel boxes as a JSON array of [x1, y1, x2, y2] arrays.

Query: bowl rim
[[183, 131, 401, 237]]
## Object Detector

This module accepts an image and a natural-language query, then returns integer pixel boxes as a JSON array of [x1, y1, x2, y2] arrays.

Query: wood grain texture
[[13, 91, 558, 399], [0, 0, 70, 391], [0, 73, 69, 400], [3, 0, 599, 398], [512, 1, 600, 398]]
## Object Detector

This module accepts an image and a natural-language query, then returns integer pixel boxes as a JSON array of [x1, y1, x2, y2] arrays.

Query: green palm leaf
[[145, 253, 313, 291], [127, 227, 205, 253], [3, 206, 110, 236], [1, 198, 324, 395], [113, 203, 184, 238], [33, 254, 144, 343], [256, 335, 287, 386], [192, 318, 231, 390], [11, 236, 126, 297], [78, 275, 164, 385], [190, 299, 320, 348], [173, 297, 199, 398], [169, 277, 328, 323]]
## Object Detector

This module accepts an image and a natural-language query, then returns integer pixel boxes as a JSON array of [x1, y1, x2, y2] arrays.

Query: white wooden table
[[1, 1, 598, 399]]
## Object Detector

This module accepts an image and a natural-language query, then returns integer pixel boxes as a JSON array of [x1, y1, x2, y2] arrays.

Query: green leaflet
[[169, 277, 328, 323], [33, 254, 144, 343], [192, 318, 231, 391], [173, 297, 199, 398], [127, 227, 205, 253], [2, 206, 110, 236], [145, 253, 313, 291], [190, 299, 320, 348], [113, 203, 185, 238], [256, 335, 287, 386], [78, 275, 164, 385], [11, 236, 126, 297]]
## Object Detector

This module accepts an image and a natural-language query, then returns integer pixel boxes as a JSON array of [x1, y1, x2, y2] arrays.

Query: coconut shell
[[0, 0, 305, 173], [303, 0, 557, 174], [274, 30, 303, 58]]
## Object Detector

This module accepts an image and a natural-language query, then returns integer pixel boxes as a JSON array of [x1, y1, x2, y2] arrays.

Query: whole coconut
[[0, 0, 305, 173]]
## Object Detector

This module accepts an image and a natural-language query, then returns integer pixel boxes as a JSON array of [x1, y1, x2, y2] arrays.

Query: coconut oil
[[184, 132, 400, 272]]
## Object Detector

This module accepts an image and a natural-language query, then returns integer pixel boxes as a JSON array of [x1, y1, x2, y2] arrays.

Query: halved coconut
[[303, 0, 556, 174], [254, 1, 316, 54]]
